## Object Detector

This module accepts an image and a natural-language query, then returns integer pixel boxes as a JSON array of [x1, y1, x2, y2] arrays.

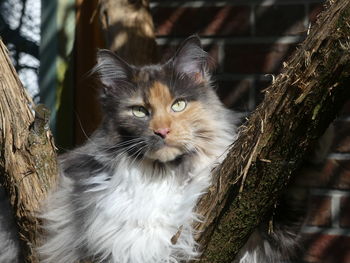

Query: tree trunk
[[98, 0, 158, 65], [0, 41, 58, 262], [194, 1, 350, 262]]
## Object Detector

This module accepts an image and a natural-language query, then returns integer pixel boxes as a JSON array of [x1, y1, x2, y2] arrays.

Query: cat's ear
[[171, 36, 210, 82], [93, 49, 132, 88]]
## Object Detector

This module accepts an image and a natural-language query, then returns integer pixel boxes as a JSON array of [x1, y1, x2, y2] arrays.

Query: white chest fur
[[75, 158, 211, 263]]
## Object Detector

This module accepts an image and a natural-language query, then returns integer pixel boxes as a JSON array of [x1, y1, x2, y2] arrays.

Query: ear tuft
[[93, 49, 132, 87], [172, 36, 210, 82]]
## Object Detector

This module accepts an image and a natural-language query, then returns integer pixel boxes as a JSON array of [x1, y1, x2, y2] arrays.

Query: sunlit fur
[[38, 36, 238, 263]]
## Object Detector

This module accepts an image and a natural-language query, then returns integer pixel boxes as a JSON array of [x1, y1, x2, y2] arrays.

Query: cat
[[38, 36, 238, 263], [0, 36, 305, 263]]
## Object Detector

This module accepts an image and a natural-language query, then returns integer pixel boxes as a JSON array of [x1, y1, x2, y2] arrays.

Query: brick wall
[[150, 1, 350, 262], [296, 118, 350, 262]]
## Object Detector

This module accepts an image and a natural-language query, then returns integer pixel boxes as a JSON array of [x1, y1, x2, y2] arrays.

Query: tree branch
[[194, 1, 350, 262], [0, 40, 58, 262]]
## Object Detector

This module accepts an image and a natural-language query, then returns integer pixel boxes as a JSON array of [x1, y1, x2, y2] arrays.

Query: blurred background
[[1, 0, 350, 262]]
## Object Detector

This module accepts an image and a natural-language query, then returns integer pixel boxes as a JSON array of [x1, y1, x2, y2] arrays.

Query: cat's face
[[94, 37, 221, 163]]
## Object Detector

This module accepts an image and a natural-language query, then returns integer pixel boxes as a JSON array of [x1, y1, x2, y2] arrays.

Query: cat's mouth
[[145, 144, 184, 163]]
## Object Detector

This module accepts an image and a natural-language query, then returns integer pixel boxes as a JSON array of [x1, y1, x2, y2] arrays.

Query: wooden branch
[[98, 0, 158, 65], [194, 1, 350, 262], [0, 40, 58, 262]]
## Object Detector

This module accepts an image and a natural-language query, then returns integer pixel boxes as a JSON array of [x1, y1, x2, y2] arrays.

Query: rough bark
[[194, 1, 350, 262], [0, 41, 58, 262], [98, 0, 158, 65]]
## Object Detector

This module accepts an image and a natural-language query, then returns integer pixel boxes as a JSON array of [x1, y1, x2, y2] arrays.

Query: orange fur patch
[[149, 82, 174, 131]]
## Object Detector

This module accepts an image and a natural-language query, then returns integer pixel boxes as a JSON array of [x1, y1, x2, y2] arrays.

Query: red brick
[[223, 43, 297, 74], [340, 196, 350, 228], [303, 234, 350, 263], [332, 121, 350, 153], [216, 80, 253, 110], [328, 160, 350, 190], [255, 5, 306, 36], [152, 6, 251, 37], [306, 195, 332, 227], [293, 160, 350, 189], [309, 3, 325, 24]]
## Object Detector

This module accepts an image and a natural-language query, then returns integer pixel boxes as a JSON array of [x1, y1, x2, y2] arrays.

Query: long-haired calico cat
[[38, 36, 237, 263], [0, 36, 302, 263]]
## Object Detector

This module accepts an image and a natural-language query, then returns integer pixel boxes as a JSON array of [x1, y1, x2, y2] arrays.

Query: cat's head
[[93, 36, 227, 163]]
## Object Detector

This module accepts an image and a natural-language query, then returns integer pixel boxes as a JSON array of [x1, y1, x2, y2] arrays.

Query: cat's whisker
[[64, 139, 144, 160], [136, 149, 149, 170], [196, 133, 212, 139], [181, 142, 202, 156], [121, 144, 147, 168], [67, 150, 105, 158], [100, 138, 143, 150], [184, 145, 195, 155], [105, 141, 147, 166], [102, 140, 145, 155], [65, 143, 143, 169], [128, 145, 147, 168]]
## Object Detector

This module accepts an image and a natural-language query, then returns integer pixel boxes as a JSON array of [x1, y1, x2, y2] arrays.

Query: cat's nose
[[154, 128, 170, 138]]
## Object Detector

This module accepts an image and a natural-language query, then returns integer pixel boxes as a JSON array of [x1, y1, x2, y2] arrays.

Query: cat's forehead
[[126, 65, 205, 106], [148, 81, 173, 106], [124, 81, 173, 107], [132, 65, 164, 83], [130, 66, 175, 105]]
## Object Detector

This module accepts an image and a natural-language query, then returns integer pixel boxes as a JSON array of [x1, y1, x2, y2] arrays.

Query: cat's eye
[[171, 100, 187, 112], [132, 106, 148, 118]]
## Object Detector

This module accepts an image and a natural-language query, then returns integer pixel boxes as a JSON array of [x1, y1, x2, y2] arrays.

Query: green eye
[[171, 99, 187, 112], [132, 106, 148, 118]]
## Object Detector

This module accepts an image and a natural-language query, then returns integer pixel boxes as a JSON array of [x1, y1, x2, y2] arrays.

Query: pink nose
[[154, 128, 170, 138]]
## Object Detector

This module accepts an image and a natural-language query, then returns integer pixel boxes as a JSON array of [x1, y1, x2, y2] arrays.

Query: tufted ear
[[93, 49, 133, 88], [171, 36, 210, 82]]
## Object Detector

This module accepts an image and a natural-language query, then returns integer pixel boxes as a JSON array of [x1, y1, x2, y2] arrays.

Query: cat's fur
[[38, 36, 237, 263], [0, 187, 23, 263]]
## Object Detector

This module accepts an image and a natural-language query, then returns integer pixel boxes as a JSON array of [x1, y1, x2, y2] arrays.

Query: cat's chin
[[145, 146, 183, 163]]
